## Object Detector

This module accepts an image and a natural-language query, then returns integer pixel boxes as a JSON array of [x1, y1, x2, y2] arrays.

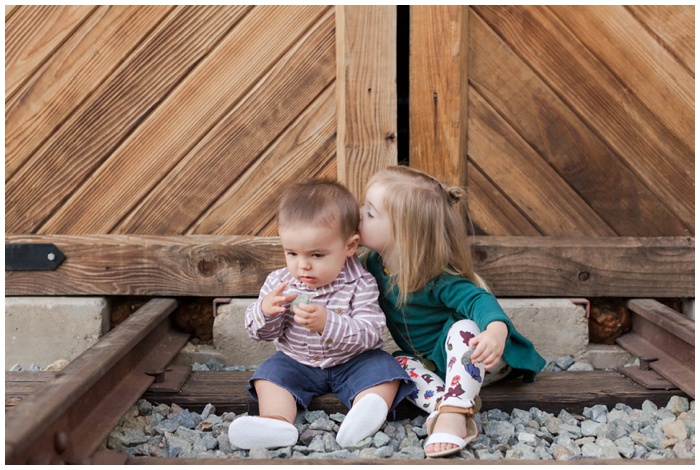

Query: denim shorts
[[247, 349, 416, 411]]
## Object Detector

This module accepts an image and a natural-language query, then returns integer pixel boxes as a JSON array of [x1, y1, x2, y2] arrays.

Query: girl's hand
[[468, 321, 508, 370], [261, 281, 297, 316], [292, 302, 327, 334]]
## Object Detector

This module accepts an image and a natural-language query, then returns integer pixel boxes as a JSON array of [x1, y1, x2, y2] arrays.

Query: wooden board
[[5, 5, 95, 98], [5, 235, 694, 297], [469, 89, 617, 237], [6, 6, 252, 235], [190, 85, 337, 236], [142, 370, 687, 416], [114, 9, 335, 235], [628, 5, 694, 73], [6, 6, 171, 181], [8, 370, 685, 417], [336, 5, 398, 199], [409, 6, 469, 187], [468, 11, 690, 237], [473, 6, 693, 229], [39, 5, 328, 235]]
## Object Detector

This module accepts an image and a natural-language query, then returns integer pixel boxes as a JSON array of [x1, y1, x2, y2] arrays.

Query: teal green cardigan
[[365, 251, 545, 382]]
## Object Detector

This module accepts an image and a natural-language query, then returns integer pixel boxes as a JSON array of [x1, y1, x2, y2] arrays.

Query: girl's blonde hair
[[365, 166, 487, 304]]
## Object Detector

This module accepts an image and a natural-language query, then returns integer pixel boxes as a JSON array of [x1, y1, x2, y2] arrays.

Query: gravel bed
[[99, 358, 694, 461]]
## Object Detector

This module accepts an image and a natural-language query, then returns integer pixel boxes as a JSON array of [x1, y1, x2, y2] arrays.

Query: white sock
[[228, 416, 298, 449], [335, 393, 388, 447]]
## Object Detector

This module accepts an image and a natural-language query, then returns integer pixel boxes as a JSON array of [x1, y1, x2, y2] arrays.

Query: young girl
[[359, 166, 545, 458]]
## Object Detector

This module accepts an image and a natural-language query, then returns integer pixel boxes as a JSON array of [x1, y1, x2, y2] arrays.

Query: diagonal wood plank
[[6, 5, 172, 181], [628, 5, 694, 74], [474, 6, 694, 229], [117, 9, 335, 234], [549, 6, 693, 153], [190, 85, 337, 236], [6, 6, 251, 235], [40, 5, 329, 235], [469, 12, 691, 236], [469, 89, 617, 236], [5, 5, 95, 98], [467, 161, 542, 236]]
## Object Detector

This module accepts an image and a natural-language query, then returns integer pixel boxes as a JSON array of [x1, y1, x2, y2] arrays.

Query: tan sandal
[[424, 396, 481, 458]]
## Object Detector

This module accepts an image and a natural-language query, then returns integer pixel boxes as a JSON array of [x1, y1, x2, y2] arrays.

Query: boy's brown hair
[[277, 179, 360, 240]]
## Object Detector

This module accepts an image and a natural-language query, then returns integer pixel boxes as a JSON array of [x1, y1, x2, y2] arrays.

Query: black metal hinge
[[5, 243, 66, 271]]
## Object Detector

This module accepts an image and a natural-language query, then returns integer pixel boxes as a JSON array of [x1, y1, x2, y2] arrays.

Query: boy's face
[[359, 183, 392, 256], [278, 222, 359, 289]]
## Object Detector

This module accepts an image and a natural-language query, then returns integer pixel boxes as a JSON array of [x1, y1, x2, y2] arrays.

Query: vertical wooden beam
[[410, 6, 469, 187], [336, 5, 397, 198]]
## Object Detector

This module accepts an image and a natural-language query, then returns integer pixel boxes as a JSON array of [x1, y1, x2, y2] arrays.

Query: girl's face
[[359, 183, 392, 256]]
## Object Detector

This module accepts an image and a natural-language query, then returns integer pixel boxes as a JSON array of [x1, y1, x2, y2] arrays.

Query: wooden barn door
[[408, 6, 693, 238]]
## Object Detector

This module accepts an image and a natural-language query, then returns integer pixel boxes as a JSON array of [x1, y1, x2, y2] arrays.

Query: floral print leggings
[[395, 319, 512, 414]]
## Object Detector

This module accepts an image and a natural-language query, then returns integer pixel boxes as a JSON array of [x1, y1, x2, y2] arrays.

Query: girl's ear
[[346, 233, 360, 256]]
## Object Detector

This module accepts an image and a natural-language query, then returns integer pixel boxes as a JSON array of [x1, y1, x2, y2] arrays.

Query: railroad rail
[[5, 298, 189, 465], [5, 297, 694, 465]]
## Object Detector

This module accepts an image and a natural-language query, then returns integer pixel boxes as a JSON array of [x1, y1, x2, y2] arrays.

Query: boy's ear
[[346, 233, 360, 256]]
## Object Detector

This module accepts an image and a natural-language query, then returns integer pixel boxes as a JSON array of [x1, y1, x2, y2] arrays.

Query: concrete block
[[583, 344, 636, 370], [498, 299, 588, 362], [683, 299, 694, 320], [213, 299, 276, 366], [5, 297, 109, 370], [212, 298, 588, 367]]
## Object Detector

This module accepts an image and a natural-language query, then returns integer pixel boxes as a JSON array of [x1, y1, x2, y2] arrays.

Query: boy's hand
[[261, 281, 297, 316], [292, 302, 327, 334], [468, 321, 508, 370]]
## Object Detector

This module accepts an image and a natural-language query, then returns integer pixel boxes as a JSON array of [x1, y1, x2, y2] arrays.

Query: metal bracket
[[146, 365, 191, 393], [5, 243, 66, 271]]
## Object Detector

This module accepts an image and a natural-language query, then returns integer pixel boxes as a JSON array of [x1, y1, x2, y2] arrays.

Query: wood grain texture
[[469, 12, 690, 236], [5, 6, 171, 181], [5, 5, 95, 98], [5, 235, 286, 297], [467, 162, 542, 236], [116, 9, 335, 235], [409, 5, 469, 187], [549, 6, 693, 153], [469, 90, 617, 236], [190, 84, 337, 235], [140, 370, 686, 416], [628, 5, 694, 73], [39, 6, 329, 235], [470, 236, 694, 297], [6, 235, 693, 297], [336, 5, 398, 199], [6, 6, 251, 235], [474, 6, 694, 229]]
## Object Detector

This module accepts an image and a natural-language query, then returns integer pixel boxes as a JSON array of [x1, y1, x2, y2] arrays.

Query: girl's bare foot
[[424, 411, 468, 454]]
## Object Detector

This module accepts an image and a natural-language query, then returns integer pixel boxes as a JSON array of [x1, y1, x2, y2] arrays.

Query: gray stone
[[596, 437, 622, 459], [485, 420, 515, 442], [583, 404, 608, 423], [666, 396, 690, 415], [581, 442, 604, 458], [248, 448, 271, 459], [581, 420, 603, 437], [614, 436, 635, 458], [552, 442, 581, 460], [373, 431, 391, 448]]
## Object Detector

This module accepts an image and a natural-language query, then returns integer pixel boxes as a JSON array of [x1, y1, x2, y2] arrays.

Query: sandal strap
[[439, 404, 475, 415]]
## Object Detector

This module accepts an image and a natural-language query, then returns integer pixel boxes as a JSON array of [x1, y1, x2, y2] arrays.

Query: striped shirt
[[245, 255, 385, 369]]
